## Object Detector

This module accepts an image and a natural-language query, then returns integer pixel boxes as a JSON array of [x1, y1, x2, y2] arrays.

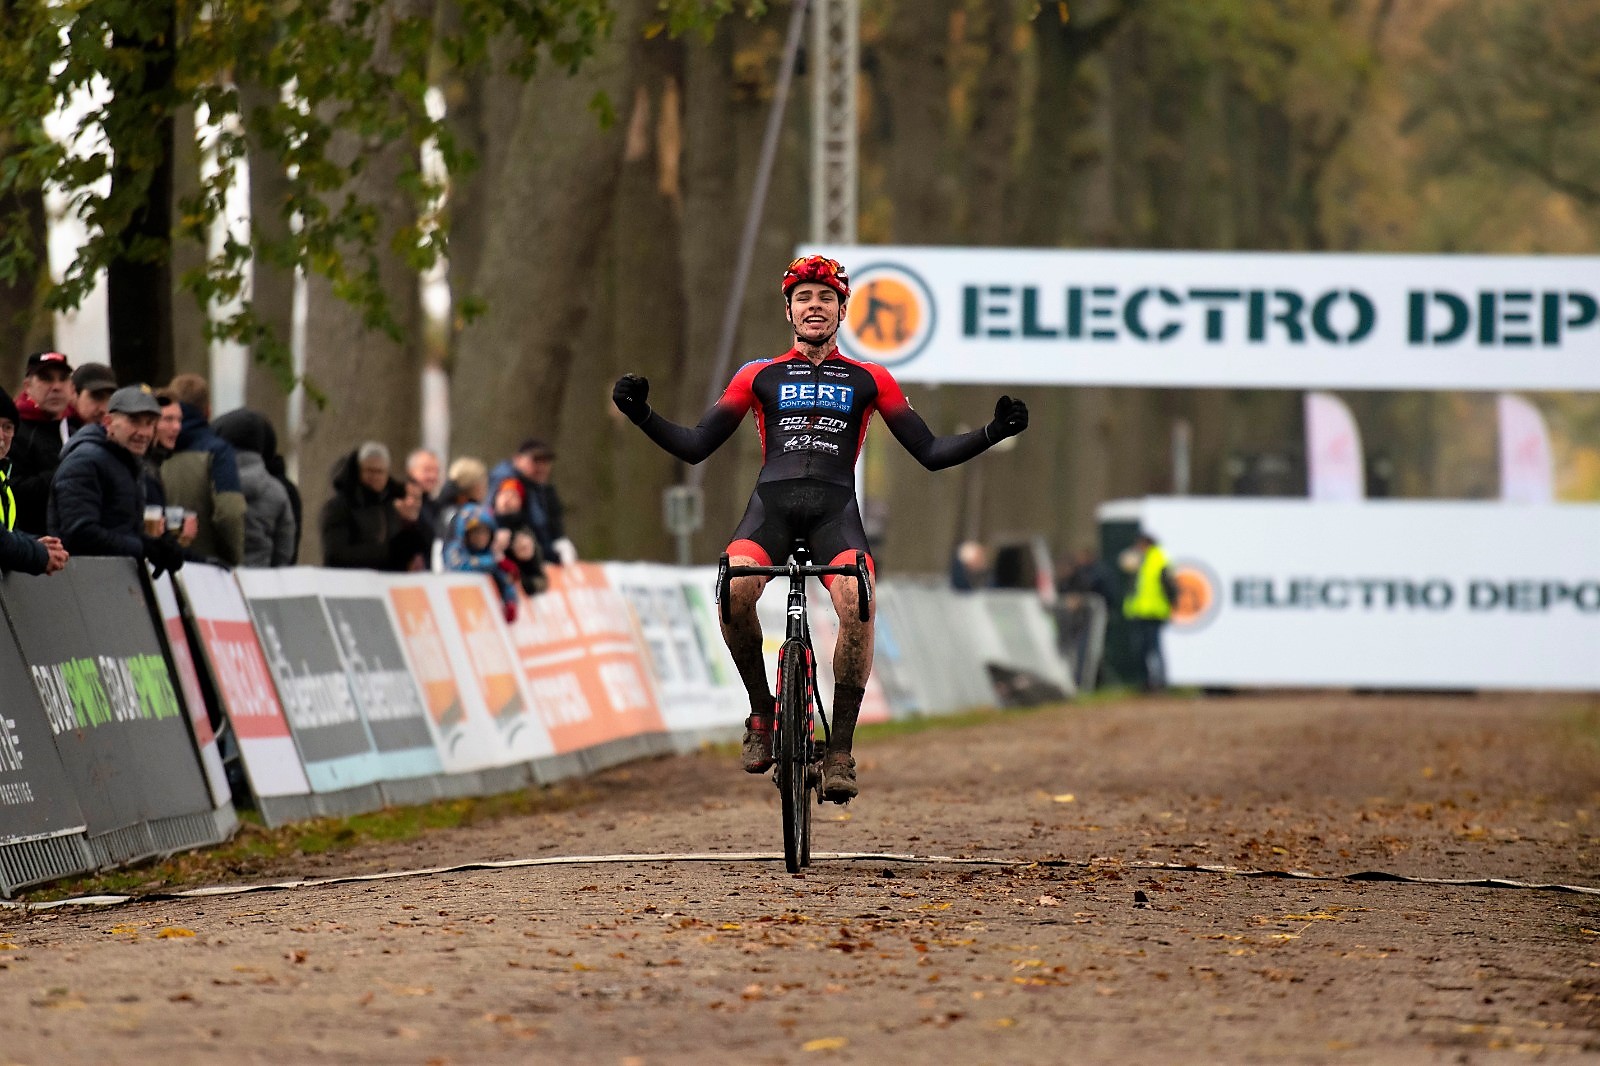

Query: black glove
[[141, 534, 185, 578], [986, 395, 1029, 441], [612, 374, 651, 425]]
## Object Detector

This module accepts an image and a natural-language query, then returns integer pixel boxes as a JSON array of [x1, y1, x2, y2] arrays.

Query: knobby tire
[[778, 642, 811, 873]]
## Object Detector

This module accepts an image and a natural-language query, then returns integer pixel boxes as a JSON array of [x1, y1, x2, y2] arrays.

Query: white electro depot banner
[[1140, 498, 1600, 690], [801, 245, 1600, 391]]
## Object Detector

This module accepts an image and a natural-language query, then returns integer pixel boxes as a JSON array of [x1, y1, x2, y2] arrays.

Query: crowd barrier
[[0, 558, 1080, 896]]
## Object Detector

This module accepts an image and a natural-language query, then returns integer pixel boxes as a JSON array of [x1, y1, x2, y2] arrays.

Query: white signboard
[[1141, 498, 1600, 690], [801, 245, 1600, 391]]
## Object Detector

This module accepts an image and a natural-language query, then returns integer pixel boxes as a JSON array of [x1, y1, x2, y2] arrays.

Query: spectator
[[320, 441, 431, 571], [213, 408, 298, 567], [47, 385, 185, 575], [490, 475, 527, 532], [10, 350, 76, 534], [1058, 545, 1116, 603], [439, 455, 488, 536], [1121, 529, 1178, 692], [0, 384, 69, 575], [506, 527, 547, 596], [68, 362, 118, 435], [253, 412, 302, 563], [160, 373, 246, 566], [442, 502, 519, 621], [406, 447, 446, 543], [146, 392, 199, 551], [489, 438, 575, 565], [143, 390, 180, 505], [484, 476, 548, 591], [949, 539, 989, 591]]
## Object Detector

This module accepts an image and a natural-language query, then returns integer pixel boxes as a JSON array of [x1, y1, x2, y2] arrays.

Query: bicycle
[[718, 542, 872, 874]]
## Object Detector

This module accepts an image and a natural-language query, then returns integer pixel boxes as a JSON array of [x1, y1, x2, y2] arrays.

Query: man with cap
[[68, 362, 119, 435], [488, 437, 576, 565], [10, 350, 76, 535], [0, 384, 70, 575], [48, 384, 185, 575]]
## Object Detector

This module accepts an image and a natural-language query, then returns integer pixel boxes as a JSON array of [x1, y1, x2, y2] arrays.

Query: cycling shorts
[[726, 478, 874, 588]]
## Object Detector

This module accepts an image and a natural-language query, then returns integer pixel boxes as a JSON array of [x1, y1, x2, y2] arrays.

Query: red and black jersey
[[639, 349, 993, 489]]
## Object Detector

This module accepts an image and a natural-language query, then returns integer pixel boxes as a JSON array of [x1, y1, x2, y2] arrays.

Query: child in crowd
[[491, 476, 547, 595], [443, 502, 519, 622]]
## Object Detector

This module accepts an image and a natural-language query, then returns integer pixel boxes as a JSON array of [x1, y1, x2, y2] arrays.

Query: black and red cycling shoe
[[741, 710, 775, 773]]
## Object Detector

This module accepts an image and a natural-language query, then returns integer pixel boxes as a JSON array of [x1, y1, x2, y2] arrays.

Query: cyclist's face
[[787, 284, 843, 344]]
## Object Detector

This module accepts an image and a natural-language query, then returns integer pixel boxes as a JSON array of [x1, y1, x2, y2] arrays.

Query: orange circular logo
[[839, 263, 935, 366], [1169, 561, 1220, 630]]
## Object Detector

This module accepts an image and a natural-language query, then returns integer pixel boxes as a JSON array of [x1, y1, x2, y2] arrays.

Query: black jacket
[[47, 424, 147, 558], [319, 450, 432, 571], [10, 413, 67, 535]]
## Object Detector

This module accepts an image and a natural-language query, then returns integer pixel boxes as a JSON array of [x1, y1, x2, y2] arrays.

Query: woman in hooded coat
[[212, 408, 297, 567]]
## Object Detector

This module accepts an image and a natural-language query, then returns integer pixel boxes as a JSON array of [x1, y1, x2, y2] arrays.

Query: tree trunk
[[240, 78, 298, 427], [0, 178, 48, 380], [450, 4, 653, 491], [104, 4, 177, 386], [296, 1, 433, 563]]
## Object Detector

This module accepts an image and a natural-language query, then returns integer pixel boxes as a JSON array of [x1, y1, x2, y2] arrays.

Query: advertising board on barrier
[[1142, 498, 1600, 690], [179, 565, 310, 802], [506, 563, 665, 754], [606, 563, 745, 736], [0, 578, 87, 846], [386, 575, 554, 769], [2, 559, 214, 835], [317, 573, 445, 783], [238, 569, 381, 792], [802, 245, 1600, 391], [152, 574, 232, 809]]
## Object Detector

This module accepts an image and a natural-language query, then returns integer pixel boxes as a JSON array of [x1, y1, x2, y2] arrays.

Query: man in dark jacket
[[488, 438, 575, 565], [320, 442, 431, 571], [10, 350, 76, 534], [47, 385, 185, 575], [0, 384, 69, 575], [68, 362, 118, 434]]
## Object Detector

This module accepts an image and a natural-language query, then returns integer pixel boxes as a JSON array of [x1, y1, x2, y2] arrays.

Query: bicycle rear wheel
[[777, 641, 811, 874]]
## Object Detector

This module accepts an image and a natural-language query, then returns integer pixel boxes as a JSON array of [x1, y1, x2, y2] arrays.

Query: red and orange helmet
[[782, 255, 850, 302]]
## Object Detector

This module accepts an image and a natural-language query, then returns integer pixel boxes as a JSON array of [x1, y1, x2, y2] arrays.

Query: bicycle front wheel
[[777, 640, 811, 874]]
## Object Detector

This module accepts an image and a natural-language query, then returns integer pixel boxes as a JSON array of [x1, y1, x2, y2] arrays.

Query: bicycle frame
[[717, 546, 872, 872]]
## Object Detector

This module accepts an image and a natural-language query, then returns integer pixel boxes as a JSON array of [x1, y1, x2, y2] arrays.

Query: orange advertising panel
[[446, 583, 528, 727], [506, 563, 665, 755], [388, 586, 465, 731]]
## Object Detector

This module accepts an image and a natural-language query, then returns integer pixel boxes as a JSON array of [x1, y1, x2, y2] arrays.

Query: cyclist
[[612, 254, 1028, 801]]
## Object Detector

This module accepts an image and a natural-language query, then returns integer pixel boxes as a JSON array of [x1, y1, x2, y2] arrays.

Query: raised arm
[[613, 367, 757, 465], [872, 368, 1029, 471]]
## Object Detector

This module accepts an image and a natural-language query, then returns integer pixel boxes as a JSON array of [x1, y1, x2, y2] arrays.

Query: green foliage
[[1419, 1, 1600, 210], [0, 0, 745, 384]]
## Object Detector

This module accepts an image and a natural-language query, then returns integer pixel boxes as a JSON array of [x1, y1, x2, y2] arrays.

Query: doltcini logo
[[841, 263, 936, 366]]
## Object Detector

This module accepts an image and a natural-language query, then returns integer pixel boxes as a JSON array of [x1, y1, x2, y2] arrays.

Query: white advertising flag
[[1497, 393, 1555, 504], [1304, 391, 1365, 501]]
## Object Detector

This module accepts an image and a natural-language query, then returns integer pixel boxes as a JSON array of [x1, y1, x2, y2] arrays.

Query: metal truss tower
[[810, 0, 859, 245]]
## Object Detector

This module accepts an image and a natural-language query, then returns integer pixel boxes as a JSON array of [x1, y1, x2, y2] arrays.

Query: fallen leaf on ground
[[802, 1037, 847, 1052], [157, 928, 195, 939]]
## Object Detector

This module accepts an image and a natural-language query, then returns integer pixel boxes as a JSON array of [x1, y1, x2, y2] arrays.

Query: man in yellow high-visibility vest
[[0, 385, 69, 575], [1122, 529, 1176, 691]]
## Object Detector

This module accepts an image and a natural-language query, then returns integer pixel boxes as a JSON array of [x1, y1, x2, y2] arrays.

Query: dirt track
[[3, 693, 1598, 1064]]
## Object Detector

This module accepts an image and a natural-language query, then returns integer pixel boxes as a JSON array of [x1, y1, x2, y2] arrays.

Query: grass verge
[[18, 781, 596, 904]]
